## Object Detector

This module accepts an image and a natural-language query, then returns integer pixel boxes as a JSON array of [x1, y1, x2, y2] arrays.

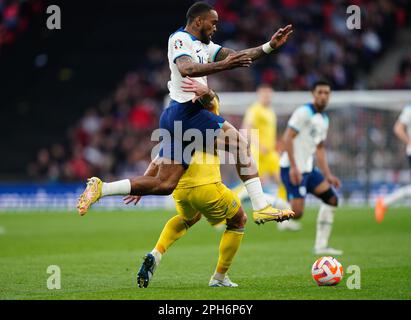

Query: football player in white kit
[[77, 2, 294, 222], [375, 104, 411, 223], [280, 80, 343, 255]]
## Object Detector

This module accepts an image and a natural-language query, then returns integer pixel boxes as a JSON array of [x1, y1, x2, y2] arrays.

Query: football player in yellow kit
[[243, 84, 281, 185], [124, 83, 293, 288]]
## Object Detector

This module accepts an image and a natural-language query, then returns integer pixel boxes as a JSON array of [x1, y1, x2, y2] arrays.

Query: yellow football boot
[[253, 205, 295, 224], [77, 177, 102, 216]]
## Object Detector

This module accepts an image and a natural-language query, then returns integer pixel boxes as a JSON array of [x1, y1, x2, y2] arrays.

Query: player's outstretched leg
[[137, 213, 201, 288], [209, 208, 246, 287], [77, 161, 185, 215], [77, 176, 131, 215]]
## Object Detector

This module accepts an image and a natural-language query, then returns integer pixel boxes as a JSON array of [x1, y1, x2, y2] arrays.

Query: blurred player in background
[[243, 84, 281, 185], [280, 80, 343, 255], [375, 104, 411, 223]]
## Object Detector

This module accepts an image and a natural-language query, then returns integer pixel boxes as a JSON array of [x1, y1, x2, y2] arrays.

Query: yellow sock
[[216, 229, 244, 275], [155, 215, 189, 254]]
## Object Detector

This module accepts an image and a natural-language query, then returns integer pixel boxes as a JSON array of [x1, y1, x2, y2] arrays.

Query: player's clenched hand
[[326, 174, 341, 189], [269, 24, 293, 49], [290, 166, 302, 186], [222, 52, 252, 70], [123, 195, 141, 205]]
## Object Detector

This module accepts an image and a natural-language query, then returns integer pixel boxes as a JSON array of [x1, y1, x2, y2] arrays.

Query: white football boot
[[209, 275, 239, 287]]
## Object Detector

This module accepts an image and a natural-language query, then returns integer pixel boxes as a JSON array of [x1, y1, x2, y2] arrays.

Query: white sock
[[384, 185, 411, 207], [236, 185, 249, 201], [314, 203, 335, 250], [101, 179, 131, 197], [150, 248, 162, 265], [213, 272, 225, 281], [244, 177, 269, 211]]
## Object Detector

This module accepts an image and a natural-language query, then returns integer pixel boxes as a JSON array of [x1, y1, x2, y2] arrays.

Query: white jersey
[[398, 104, 411, 155], [280, 103, 329, 173], [167, 27, 222, 103]]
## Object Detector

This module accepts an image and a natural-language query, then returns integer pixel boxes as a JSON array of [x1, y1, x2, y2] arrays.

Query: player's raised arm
[[175, 53, 252, 78], [215, 24, 293, 62]]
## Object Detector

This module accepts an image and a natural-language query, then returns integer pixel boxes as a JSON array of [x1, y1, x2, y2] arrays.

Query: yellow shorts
[[172, 182, 241, 226], [258, 151, 280, 176]]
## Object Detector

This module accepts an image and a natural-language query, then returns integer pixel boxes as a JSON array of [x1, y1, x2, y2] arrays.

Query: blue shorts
[[159, 100, 225, 168], [280, 167, 325, 200], [408, 156, 411, 168]]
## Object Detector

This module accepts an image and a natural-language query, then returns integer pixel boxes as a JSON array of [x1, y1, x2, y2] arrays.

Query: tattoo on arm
[[239, 46, 265, 61], [214, 47, 236, 61], [215, 46, 266, 62], [175, 55, 224, 77], [215, 46, 267, 61]]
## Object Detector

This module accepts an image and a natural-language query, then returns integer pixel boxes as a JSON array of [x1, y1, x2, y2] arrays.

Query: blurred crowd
[[0, 0, 42, 49], [27, 0, 411, 182], [208, 0, 410, 91], [393, 53, 411, 89], [27, 72, 161, 182]]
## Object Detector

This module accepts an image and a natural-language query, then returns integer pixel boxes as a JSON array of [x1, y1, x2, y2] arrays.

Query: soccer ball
[[311, 256, 343, 286]]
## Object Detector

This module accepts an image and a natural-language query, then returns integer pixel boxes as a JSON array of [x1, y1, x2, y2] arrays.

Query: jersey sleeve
[[207, 41, 222, 62], [288, 106, 310, 132], [399, 105, 411, 126], [170, 32, 194, 63]]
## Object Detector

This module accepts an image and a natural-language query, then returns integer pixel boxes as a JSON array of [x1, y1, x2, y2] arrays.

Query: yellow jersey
[[243, 102, 277, 152], [175, 98, 222, 189]]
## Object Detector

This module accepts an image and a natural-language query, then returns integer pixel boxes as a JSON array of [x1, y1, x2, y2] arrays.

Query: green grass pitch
[[0, 207, 410, 300]]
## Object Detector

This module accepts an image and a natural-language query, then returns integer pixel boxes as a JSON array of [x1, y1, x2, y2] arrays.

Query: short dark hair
[[186, 1, 214, 24], [311, 79, 331, 91]]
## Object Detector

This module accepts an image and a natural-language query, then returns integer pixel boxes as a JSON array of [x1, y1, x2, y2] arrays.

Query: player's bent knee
[[318, 188, 339, 207], [226, 210, 247, 230], [327, 196, 338, 207], [239, 211, 248, 226]]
